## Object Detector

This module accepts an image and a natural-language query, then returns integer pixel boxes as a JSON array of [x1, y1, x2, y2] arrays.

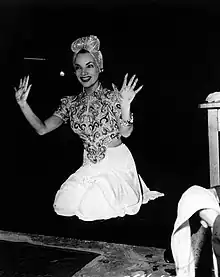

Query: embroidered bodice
[[54, 84, 123, 164]]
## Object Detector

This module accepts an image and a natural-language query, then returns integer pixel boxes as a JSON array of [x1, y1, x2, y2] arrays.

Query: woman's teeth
[[80, 76, 91, 82]]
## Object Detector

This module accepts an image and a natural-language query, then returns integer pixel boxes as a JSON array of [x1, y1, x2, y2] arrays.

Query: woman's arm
[[120, 103, 133, 138], [19, 103, 63, 135], [15, 76, 63, 135]]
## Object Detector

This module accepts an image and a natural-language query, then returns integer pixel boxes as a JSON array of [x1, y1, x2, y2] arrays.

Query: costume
[[171, 185, 220, 277], [52, 82, 163, 221]]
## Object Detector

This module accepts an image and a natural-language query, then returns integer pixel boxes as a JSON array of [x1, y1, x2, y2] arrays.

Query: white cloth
[[53, 143, 164, 221], [206, 91, 220, 103], [171, 185, 220, 277]]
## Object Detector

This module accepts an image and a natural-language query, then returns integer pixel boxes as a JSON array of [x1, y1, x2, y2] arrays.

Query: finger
[[24, 85, 32, 97], [25, 84, 32, 98], [22, 76, 26, 87], [131, 78, 138, 90], [134, 85, 143, 94], [112, 83, 118, 91], [122, 73, 128, 89], [15, 88, 21, 100], [25, 75, 29, 91], [14, 87, 20, 99], [19, 78, 23, 87], [128, 74, 136, 87], [14, 86, 21, 95]]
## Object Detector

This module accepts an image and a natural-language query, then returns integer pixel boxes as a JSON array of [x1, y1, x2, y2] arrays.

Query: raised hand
[[119, 73, 143, 105], [14, 75, 32, 107]]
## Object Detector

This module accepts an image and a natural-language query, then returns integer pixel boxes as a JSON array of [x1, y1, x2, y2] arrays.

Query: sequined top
[[54, 83, 123, 164]]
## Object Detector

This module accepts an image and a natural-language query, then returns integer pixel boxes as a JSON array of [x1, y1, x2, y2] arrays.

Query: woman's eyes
[[75, 64, 94, 71]]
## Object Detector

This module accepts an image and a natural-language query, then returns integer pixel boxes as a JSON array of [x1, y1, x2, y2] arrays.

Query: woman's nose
[[81, 68, 88, 76]]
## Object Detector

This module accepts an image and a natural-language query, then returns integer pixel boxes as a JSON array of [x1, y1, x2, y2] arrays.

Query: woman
[[15, 35, 164, 221]]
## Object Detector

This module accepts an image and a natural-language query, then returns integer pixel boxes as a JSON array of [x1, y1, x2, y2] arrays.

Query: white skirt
[[53, 143, 164, 221]]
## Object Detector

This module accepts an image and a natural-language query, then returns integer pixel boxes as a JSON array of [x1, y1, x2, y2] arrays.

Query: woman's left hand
[[119, 73, 143, 105]]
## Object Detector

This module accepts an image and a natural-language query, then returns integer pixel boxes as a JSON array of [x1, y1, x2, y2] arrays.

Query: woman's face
[[74, 52, 99, 88]]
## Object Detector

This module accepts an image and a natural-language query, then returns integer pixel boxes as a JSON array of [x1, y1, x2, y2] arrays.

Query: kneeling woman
[[15, 35, 164, 222]]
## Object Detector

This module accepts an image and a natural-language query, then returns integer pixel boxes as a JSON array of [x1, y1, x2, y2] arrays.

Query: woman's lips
[[80, 76, 91, 82]]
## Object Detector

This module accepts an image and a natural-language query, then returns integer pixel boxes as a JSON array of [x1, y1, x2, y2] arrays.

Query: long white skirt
[[53, 143, 164, 221]]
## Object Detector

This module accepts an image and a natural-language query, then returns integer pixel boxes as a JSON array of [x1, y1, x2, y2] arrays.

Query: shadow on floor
[[0, 240, 99, 277]]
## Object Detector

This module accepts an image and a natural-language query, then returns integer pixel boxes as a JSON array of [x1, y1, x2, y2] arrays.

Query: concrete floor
[[0, 230, 175, 277]]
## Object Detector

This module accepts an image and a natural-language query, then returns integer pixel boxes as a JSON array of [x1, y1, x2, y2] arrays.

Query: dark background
[[0, 0, 220, 248]]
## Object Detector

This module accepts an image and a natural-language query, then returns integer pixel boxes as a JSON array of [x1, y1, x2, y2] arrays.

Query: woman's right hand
[[14, 75, 32, 107]]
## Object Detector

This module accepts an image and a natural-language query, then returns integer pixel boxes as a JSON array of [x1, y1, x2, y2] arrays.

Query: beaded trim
[[121, 113, 134, 127]]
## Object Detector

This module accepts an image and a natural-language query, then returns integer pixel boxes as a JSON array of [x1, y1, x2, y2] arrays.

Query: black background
[[0, 0, 220, 248]]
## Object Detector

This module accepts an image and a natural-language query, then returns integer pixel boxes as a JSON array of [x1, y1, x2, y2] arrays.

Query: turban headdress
[[71, 35, 103, 72]]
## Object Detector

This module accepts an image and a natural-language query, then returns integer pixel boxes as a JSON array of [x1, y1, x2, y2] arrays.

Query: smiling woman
[[14, 34, 164, 223]]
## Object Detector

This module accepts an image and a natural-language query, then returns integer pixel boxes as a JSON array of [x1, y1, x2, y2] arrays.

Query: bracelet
[[121, 113, 134, 127]]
